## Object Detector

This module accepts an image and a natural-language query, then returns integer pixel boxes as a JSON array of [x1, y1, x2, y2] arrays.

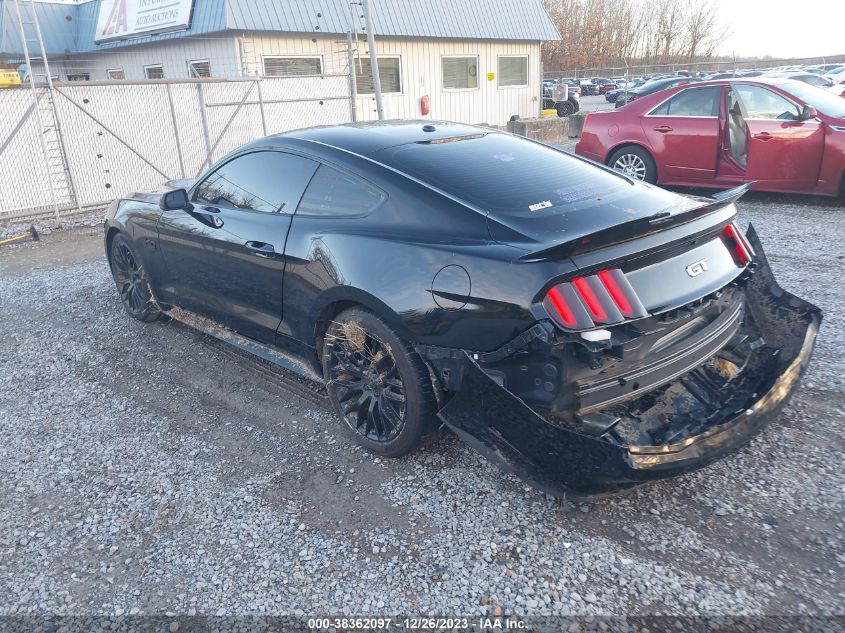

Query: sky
[[714, 0, 844, 59]]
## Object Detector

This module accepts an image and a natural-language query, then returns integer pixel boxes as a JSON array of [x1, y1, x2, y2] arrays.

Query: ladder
[[12, 0, 79, 218], [37, 88, 76, 209], [238, 35, 257, 76]]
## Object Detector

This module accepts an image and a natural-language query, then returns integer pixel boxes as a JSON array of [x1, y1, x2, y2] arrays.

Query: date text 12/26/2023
[[307, 617, 527, 630]]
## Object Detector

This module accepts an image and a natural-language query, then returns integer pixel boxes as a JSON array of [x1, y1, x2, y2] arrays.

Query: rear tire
[[322, 308, 436, 458], [108, 233, 162, 322], [607, 146, 657, 184]]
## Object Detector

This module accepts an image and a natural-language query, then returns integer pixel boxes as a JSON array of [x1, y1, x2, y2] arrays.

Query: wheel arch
[[104, 226, 122, 271], [311, 287, 417, 359], [605, 141, 654, 166], [604, 142, 659, 181]]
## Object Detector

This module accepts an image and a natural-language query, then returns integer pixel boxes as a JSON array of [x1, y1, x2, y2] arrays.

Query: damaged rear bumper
[[436, 227, 822, 498]]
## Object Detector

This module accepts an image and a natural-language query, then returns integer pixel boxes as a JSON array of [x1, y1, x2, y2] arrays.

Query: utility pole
[[360, 0, 384, 120]]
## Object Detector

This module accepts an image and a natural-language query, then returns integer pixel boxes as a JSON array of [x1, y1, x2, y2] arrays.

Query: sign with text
[[95, 0, 194, 43]]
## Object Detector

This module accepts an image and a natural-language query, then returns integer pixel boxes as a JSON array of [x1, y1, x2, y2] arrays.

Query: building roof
[[1, 0, 559, 56], [226, 0, 560, 42]]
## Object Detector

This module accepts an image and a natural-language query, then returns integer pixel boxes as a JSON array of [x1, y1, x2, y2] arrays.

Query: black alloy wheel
[[322, 308, 436, 457], [109, 233, 162, 322]]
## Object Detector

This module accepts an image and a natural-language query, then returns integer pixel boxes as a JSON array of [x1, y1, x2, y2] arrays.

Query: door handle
[[652, 125, 673, 133], [753, 132, 772, 141], [245, 241, 275, 258]]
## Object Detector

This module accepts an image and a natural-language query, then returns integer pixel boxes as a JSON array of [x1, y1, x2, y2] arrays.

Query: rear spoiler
[[518, 182, 754, 262]]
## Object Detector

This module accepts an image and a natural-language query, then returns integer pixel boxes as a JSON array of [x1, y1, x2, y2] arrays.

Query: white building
[[1, 0, 560, 125]]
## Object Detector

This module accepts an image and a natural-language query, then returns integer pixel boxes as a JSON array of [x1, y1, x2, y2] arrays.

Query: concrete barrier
[[506, 116, 568, 145], [567, 113, 587, 138]]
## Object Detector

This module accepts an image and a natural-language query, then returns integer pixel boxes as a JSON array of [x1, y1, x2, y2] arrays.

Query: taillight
[[723, 222, 755, 267], [572, 277, 609, 322], [545, 285, 577, 327], [543, 268, 647, 331]]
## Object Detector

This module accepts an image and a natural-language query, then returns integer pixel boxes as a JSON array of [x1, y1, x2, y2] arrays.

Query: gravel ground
[[0, 192, 843, 620]]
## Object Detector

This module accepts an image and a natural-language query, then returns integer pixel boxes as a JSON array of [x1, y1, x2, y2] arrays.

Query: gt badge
[[685, 258, 709, 277]]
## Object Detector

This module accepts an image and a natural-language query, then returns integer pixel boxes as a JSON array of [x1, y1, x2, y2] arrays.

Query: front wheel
[[607, 146, 657, 184], [322, 308, 437, 458], [108, 233, 163, 322]]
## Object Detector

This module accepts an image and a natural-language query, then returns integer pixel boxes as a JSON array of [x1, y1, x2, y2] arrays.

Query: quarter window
[[498, 56, 528, 87], [442, 56, 478, 90], [263, 56, 322, 77], [734, 84, 801, 120], [355, 57, 401, 94], [194, 151, 318, 214], [297, 166, 386, 217], [649, 86, 720, 116]]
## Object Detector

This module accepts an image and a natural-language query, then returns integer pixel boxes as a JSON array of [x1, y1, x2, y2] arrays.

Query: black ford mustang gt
[[104, 121, 821, 498]]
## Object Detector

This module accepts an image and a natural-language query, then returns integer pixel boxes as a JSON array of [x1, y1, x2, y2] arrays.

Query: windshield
[[371, 133, 630, 216], [778, 81, 845, 118]]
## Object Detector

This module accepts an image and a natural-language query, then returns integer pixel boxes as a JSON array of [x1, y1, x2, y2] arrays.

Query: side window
[[194, 151, 318, 213], [650, 86, 720, 116], [734, 84, 801, 120], [296, 165, 386, 217]]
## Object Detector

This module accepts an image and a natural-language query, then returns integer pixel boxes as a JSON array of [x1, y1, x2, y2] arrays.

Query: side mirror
[[159, 188, 192, 211], [801, 105, 818, 120]]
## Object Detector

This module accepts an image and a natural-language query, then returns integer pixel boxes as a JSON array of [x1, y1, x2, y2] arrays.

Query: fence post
[[347, 31, 358, 123], [166, 84, 186, 178], [256, 79, 268, 136], [196, 82, 213, 170]]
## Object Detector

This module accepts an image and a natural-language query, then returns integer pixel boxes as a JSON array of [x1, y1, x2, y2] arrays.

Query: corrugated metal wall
[[55, 35, 240, 81], [242, 34, 542, 125], [49, 32, 542, 123]]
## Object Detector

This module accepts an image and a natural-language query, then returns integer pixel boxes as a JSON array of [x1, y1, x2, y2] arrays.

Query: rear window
[[371, 133, 628, 215]]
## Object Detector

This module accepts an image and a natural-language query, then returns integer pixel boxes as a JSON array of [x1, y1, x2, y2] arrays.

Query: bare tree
[[542, 0, 731, 75]]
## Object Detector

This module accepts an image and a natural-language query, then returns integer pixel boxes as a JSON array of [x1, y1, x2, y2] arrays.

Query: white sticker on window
[[529, 200, 552, 212]]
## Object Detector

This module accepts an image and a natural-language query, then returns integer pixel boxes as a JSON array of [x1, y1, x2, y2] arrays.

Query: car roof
[[273, 120, 486, 156]]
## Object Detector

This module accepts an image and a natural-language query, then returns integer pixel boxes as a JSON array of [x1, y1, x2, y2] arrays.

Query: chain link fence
[[0, 73, 353, 222]]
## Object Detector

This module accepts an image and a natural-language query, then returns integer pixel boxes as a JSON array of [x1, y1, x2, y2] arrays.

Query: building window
[[498, 56, 528, 88], [144, 64, 164, 80], [106, 68, 124, 80], [442, 56, 478, 90], [355, 56, 401, 94], [187, 59, 211, 78], [262, 56, 322, 77], [67, 73, 90, 82]]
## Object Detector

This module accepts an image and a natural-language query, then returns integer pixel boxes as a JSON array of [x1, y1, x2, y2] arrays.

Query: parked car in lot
[[104, 120, 820, 497], [615, 76, 696, 107], [543, 84, 580, 116], [766, 72, 845, 97], [576, 78, 845, 196], [580, 79, 599, 96], [606, 79, 645, 103], [591, 77, 618, 94]]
